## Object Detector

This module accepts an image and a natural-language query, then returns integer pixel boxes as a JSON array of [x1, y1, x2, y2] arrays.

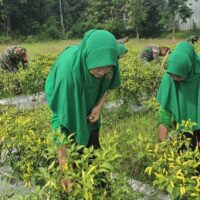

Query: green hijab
[[117, 44, 128, 58], [157, 42, 200, 128], [45, 29, 120, 145]]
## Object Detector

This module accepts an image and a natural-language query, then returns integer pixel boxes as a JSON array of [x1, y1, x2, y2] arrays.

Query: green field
[[0, 38, 185, 59], [0, 40, 80, 59], [0, 39, 200, 199]]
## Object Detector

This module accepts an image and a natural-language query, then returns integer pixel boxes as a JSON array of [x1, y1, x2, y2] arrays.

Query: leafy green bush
[[161, 30, 200, 39], [104, 113, 200, 199], [0, 105, 135, 199], [115, 49, 165, 105], [0, 35, 12, 44], [38, 17, 65, 40], [0, 53, 57, 99], [0, 47, 165, 102], [1, 102, 199, 199], [23, 35, 38, 43], [98, 19, 128, 38], [144, 131, 200, 199]]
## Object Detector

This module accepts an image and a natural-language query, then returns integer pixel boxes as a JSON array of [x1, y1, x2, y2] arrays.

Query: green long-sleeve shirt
[[158, 107, 174, 129], [158, 107, 200, 130]]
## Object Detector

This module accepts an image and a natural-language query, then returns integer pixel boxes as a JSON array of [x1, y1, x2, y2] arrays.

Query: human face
[[89, 66, 113, 78], [170, 73, 185, 81], [160, 48, 169, 56]]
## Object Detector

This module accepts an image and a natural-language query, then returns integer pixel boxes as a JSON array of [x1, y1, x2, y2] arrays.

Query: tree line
[[0, 0, 198, 40]]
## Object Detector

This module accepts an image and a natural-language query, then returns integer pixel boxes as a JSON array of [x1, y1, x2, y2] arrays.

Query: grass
[[0, 37, 199, 198], [102, 107, 157, 139], [0, 40, 80, 59], [0, 38, 188, 60], [0, 104, 153, 199], [101, 107, 158, 181]]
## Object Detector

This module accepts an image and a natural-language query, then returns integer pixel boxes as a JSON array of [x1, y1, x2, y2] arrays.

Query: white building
[[179, 0, 200, 30]]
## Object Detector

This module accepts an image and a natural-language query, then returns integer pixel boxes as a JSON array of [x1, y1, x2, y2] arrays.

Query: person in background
[[45, 29, 125, 189], [187, 35, 198, 45], [140, 45, 170, 63], [0, 46, 28, 72], [117, 37, 129, 44], [157, 42, 200, 151]]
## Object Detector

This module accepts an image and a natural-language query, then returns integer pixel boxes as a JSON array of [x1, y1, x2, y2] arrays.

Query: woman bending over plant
[[157, 42, 200, 151], [45, 29, 127, 189]]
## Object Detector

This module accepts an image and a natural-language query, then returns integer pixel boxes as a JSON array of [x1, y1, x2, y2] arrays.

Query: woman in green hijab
[[157, 42, 200, 150], [45, 29, 125, 187]]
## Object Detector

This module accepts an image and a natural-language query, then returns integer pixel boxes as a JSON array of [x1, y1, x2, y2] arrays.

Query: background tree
[[125, 0, 148, 39], [140, 0, 163, 37], [53, 0, 88, 37], [81, 0, 127, 38], [0, 0, 199, 40], [59, 0, 65, 32], [0, 0, 27, 36], [14, 0, 51, 36], [82, 0, 114, 35], [158, 0, 197, 39]]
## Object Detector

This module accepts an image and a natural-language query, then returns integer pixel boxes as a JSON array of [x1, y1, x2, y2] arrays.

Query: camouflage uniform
[[140, 45, 161, 62], [0, 46, 28, 72], [187, 35, 198, 45]]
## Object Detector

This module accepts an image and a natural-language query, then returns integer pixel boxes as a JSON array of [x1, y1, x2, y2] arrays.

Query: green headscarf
[[45, 29, 120, 145], [157, 42, 200, 129], [117, 44, 128, 58]]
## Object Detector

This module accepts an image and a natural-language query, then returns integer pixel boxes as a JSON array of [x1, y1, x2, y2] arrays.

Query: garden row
[[1, 42, 200, 102], [0, 104, 199, 199], [1, 43, 200, 199], [0, 48, 164, 106], [0, 53, 57, 99]]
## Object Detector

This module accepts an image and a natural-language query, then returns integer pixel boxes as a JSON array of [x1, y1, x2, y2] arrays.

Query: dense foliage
[[0, 0, 198, 40], [0, 104, 199, 199], [0, 46, 166, 102], [0, 105, 136, 199], [0, 53, 57, 98], [116, 49, 164, 105], [1, 40, 200, 199]]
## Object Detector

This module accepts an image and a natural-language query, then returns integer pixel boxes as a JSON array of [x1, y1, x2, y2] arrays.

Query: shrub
[[0, 53, 57, 99], [0, 35, 12, 44], [0, 105, 135, 199], [115, 49, 165, 105]]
